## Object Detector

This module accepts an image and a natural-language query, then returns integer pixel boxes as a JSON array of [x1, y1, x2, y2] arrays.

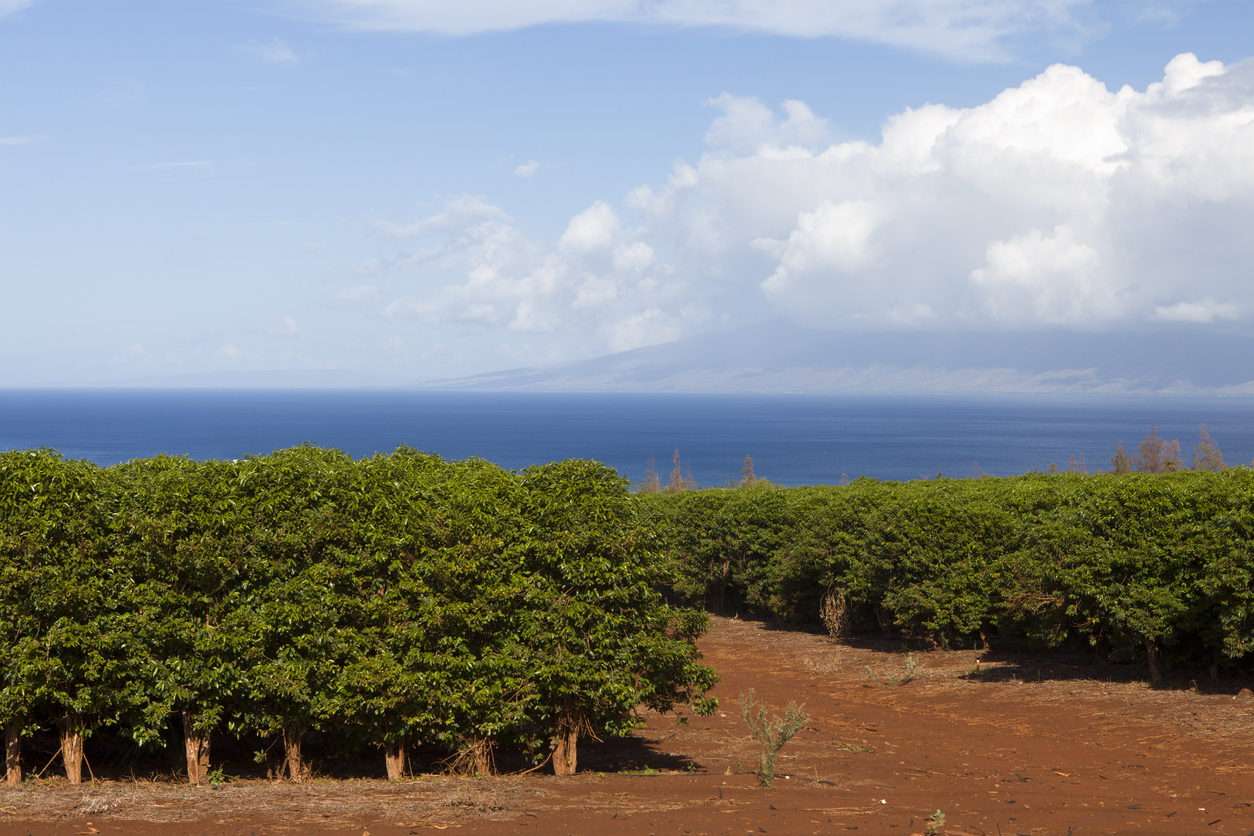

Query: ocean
[[2, 389, 1253, 487]]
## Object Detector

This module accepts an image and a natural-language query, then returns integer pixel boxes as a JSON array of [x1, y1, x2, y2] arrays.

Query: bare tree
[[1135, 426, 1182, 474], [640, 453, 660, 493], [665, 449, 697, 493], [739, 455, 757, 487], [1192, 424, 1226, 472], [1110, 441, 1133, 475]]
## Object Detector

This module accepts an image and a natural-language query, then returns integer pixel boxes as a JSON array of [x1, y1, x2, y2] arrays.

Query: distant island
[[91, 322, 1254, 395], [422, 323, 1254, 395]]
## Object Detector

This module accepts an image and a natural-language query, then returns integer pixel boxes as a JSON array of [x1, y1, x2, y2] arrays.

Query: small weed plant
[[865, 653, 926, 686], [738, 690, 810, 788], [834, 740, 872, 753], [899, 654, 924, 684], [926, 808, 946, 834]]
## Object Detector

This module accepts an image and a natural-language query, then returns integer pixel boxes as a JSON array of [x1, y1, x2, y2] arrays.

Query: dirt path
[[3, 616, 1252, 835]]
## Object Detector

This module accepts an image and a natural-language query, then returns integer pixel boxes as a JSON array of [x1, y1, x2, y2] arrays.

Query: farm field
[[2, 616, 1252, 835]]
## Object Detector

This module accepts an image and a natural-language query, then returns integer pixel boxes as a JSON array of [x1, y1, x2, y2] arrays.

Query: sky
[[2, 0, 1253, 385]]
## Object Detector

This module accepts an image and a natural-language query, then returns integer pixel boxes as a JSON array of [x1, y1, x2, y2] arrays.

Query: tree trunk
[[552, 703, 580, 776], [60, 718, 85, 785], [873, 606, 892, 640], [384, 738, 406, 781], [182, 710, 211, 785], [1145, 639, 1163, 687], [1094, 636, 1110, 666], [1210, 649, 1221, 683], [282, 723, 305, 782], [5, 721, 20, 785]]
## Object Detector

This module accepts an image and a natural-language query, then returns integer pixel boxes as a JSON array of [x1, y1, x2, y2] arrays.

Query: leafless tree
[[1192, 424, 1226, 472], [1134, 426, 1182, 474]]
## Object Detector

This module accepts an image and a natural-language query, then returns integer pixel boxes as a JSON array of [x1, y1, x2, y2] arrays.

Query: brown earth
[[3, 615, 1253, 836]]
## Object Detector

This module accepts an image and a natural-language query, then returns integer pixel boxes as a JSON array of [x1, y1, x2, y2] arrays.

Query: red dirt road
[[3, 616, 1252, 835]]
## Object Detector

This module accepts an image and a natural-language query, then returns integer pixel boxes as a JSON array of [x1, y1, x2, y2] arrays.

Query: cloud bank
[[282, 0, 1139, 61], [348, 54, 1254, 354]]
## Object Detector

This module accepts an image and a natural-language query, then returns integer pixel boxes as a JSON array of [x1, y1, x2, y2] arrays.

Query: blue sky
[[2, 0, 1253, 385]]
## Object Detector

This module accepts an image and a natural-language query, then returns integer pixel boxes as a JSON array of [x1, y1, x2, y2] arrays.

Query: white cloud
[[145, 161, 213, 170], [356, 53, 1254, 361], [761, 199, 882, 300], [613, 241, 655, 273], [970, 225, 1116, 323], [651, 54, 1254, 332], [281, 0, 1115, 61], [242, 37, 300, 64], [558, 201, 618, 253], [606, 307, 681, 353], [374, 194, 510, 238], [706, 94, 829, 154], [1150, 298, 1239, 323], [515, 160, 541, 178], [266, 316, 301, 336], [0, 0, 36, 20], [360, 195, 688, 348], [0, 135, 48, 146]]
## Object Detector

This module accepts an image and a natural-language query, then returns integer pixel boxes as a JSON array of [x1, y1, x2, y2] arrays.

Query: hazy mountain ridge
[[423, 324, 1254, 394], [74, 324, 1254, 394], [79, 370, 399, 389]]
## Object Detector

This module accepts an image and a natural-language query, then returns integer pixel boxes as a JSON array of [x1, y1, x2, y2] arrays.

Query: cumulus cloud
[[357, 53, 1254, 358], [662, 54, 1254, 332], [969, 225, 1113, 324], [356, 194, 695, 351], [515, 160, 541, 178], [279, 0, 1130, 61], [706, 94, 829, 154]]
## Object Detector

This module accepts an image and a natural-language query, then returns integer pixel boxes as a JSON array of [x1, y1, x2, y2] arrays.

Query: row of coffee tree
[[0, 447, 717, 785], [646, 469, 1254, 683]]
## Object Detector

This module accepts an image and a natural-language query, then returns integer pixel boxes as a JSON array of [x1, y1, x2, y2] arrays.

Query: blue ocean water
[[1, 389, 1253, 487]]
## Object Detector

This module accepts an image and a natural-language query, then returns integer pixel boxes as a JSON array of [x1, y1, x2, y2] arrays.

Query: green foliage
[[0, 450, 120, 741], [516, 459, 718, 753], [108, 455, 255, 745], [652, 469, 1254, 678], [0, 446, 718, 779]]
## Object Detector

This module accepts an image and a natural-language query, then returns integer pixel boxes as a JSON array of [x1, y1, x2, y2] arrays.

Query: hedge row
[[0, 447, 717, 785], [645, 471, 1254, 681]]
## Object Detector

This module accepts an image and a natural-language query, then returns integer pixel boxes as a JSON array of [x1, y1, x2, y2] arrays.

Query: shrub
[[738, 690, 809, 788]]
